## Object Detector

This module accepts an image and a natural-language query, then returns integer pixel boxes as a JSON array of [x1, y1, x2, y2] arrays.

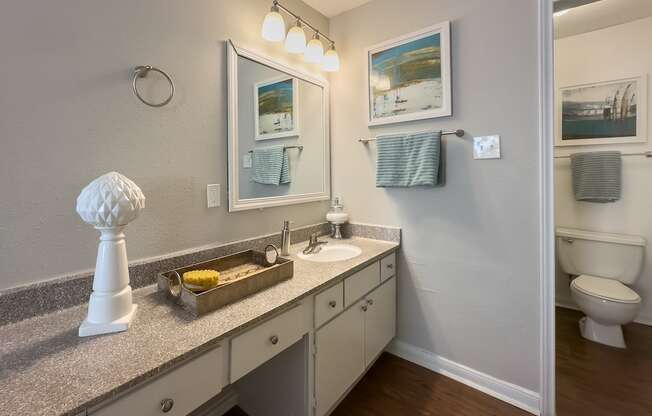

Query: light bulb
[[285, 20, 306, 54], [304, 33, 324, 64], [261, 4, 286, 42], [322, 44, 340, 72]]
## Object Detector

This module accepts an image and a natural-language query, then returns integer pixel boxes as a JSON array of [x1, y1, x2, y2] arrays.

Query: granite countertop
[[0, 236, 398, 416]]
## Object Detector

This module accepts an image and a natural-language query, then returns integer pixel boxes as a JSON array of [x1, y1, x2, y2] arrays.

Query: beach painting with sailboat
[[557, 76, 647, 146], [367, 22, 452, 126], [254, 76, 299, 140]]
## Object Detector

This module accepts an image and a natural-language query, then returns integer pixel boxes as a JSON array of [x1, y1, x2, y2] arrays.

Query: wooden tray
[[157, 250, 293, 316]]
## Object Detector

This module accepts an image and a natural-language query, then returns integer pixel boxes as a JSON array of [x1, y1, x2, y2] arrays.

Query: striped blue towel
[[376, 131, 442, 187], [570, 151, 621, 202], [252, 146, 291, 185]]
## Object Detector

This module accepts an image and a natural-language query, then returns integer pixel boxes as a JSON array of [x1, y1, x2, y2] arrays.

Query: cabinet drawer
[[230, 302, 310, 383], [344, 262, 380, 307], [380, 252, 396, 282], [314, 282, 344, 328], [92, 346, 223, 416]]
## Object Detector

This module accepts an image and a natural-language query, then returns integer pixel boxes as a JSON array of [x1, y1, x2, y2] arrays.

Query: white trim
[[226, 40, 331, 212], [387, 340, 541, 415], [538, 1, 556, 415], [366, 21, 452, 126]]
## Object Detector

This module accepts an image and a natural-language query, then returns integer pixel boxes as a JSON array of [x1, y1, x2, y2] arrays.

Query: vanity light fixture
[[304, 33, 324, 64], [261, 2, 286, 42], [285, 19, 307, 53], [260, 0, 340, 71]]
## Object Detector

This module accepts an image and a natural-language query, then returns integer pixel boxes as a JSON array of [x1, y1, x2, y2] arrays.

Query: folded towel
[[251, 146, 291, 185], [376, 131, 442, 187], [570, 151, 621, 202]]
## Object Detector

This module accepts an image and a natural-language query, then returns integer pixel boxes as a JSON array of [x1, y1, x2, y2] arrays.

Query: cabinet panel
[[314, 282, 344, 328], [344, 262, 380, 307], [380, 252, 396, 282], [364, 277, 396, 367], [231, 302, 310, 383], [92, 346, 223, 416], [315, 299, 365, 416]]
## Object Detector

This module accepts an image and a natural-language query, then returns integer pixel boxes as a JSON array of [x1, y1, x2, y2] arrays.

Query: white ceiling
[[302, 0, 373, 18], [555, 0, 652, 38]]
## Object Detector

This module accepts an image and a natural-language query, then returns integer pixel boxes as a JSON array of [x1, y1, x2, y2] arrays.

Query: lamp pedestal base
[[79, 304, 138, 337]]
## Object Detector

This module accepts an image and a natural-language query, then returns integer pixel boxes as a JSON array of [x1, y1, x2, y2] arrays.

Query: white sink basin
[[298, 243, 362, 262]]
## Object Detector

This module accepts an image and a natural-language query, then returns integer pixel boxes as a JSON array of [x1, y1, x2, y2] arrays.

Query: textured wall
[[329, 0, 541, 391], [0, 0, 330, 290], [555, 17, 652, 324]]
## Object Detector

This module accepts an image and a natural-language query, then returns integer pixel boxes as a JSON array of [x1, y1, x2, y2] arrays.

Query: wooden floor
[[331, 353, 528, 416], [556, 307, 652, 416]]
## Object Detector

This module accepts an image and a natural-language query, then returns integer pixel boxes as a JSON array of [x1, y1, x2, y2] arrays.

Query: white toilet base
[[579, 316, 626, 348]]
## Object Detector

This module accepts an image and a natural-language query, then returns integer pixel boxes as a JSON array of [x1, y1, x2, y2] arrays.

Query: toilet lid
[[572, 275, 641, 304]]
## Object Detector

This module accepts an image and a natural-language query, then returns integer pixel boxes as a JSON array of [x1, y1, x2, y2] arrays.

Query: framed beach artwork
[[367, 21, 451, 126], [254, 76, 299, 140], [556, 76, 647, 146]]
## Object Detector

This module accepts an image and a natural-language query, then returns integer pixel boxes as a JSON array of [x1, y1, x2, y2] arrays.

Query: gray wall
[[0, 0, 329, 290], [329, 0, 541, 391], [237, 57, 326, 199]]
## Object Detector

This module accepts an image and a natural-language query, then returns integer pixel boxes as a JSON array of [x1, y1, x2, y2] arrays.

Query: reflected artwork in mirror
[[227, 41, 330, 211]]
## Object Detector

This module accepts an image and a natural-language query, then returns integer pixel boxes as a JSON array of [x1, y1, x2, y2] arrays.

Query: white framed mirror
[[226, 41, 331, 212]]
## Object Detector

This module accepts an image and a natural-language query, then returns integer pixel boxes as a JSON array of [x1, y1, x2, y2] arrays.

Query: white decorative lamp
[[76, 172, 145, 337]]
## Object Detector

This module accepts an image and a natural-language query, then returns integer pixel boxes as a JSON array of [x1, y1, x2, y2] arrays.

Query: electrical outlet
[[207, 184, 220, 208], [473, 135, 501, 159]]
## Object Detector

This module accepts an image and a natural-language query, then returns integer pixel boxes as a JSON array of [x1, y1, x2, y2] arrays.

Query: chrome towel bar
[[359, 129, 464, 143], [248, 145, 304, 153]]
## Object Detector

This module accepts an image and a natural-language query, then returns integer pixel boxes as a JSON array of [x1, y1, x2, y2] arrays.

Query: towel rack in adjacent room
[[554, 151, 652, 159], [358, 129, 465, 144], [248, 145, 304, 153]]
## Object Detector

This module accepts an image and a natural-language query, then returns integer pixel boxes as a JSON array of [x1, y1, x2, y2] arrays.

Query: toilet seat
[[572, 275, 641, 304]]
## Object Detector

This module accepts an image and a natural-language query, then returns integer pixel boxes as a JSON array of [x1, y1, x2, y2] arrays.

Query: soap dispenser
[[326, 197, 349, 239]]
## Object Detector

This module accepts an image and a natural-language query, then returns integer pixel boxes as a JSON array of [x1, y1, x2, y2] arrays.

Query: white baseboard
[[386, 340, 540, 415], [191, 387, 239, 416]]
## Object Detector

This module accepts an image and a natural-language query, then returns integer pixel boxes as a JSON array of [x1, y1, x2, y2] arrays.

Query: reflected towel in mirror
[[251, 145, 291, 185]]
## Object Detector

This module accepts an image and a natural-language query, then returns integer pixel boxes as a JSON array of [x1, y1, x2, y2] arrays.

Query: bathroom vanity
[[0, 235, 398, 416]]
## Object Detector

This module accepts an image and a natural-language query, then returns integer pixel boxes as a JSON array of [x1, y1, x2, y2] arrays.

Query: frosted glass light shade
[[285, 22, 306, 54], [261, 10, 286, 42], [304, 35, 324, 64], [322, 47, 340, 72]]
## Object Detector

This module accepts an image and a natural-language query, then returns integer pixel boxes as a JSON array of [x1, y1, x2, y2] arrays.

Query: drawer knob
[[366, 299, 374, 305], [361, 305, 368, 312], [386, 263, 394, 269], [328, 300, 337, 308], [270, 335, 279, 345], [161, 398, 174, 413]]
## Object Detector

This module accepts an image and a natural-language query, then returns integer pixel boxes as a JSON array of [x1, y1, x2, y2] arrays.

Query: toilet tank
[[556, 227, 646, 285]]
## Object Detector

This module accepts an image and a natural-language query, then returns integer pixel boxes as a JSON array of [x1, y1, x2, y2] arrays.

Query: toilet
[[556, 227, 646, 348]]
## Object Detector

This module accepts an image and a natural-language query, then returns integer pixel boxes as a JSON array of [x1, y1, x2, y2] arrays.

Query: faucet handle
[[310, 232, 319, 244]]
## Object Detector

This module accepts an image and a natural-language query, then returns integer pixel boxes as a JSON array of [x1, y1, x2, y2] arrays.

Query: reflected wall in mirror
[[227, 41, 330, 211]]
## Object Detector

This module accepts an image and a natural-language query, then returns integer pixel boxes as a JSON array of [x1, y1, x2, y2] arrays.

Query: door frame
[[538, 0, 555, 415]]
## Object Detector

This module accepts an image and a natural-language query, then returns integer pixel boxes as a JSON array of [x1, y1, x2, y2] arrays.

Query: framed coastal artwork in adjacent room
[[556, 75, 647, 146], [366, 21, 452, 126], [254, 76, 300, 140]]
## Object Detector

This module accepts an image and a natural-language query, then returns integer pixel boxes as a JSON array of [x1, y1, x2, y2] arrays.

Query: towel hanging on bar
[[375, 131, 443, 187]]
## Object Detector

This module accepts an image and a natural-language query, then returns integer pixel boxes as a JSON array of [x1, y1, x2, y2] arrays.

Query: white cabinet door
[[315, 299, 366, 416], [364, 277, 396, 367]]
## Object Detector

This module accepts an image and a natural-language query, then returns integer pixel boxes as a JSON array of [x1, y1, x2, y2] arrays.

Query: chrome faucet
[[303, 232, 327, 255]]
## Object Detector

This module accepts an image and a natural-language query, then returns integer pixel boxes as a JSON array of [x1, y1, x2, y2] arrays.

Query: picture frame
[[254, 76, 300, 140], [555, 75, 647, 147], [366, 21, 452, 127]]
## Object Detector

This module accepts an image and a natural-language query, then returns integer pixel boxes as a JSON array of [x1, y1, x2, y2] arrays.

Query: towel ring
[[132, 65, 174, 107]]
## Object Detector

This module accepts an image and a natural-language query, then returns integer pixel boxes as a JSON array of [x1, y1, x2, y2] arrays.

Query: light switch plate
[[207, 184, 220, 208], [473, 135, 501, 159], [243, 153, 252, 169]]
